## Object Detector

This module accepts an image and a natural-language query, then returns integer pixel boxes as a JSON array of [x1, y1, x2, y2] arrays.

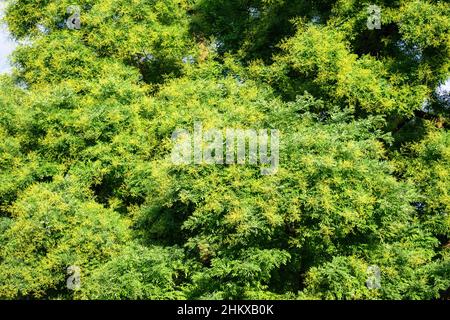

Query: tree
[[0, 0, 448, 300]]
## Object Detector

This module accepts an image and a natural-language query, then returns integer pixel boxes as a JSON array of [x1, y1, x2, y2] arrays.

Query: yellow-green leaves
[[0, 0, 449, 300], [276, 25, 430, 115]]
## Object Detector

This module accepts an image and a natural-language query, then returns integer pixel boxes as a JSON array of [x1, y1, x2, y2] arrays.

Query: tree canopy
[[0, 0, 449, 299]]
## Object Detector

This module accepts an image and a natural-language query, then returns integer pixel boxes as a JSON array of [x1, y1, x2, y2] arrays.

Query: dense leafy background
[[0, 0, 449, 299]]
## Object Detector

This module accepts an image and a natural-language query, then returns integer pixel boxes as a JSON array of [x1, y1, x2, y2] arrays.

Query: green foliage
[[0, 0, 448, 300], [0, 182, 131, 299], [274, 24, 430, 114], [394, 127, 450, 237], [78, 244, 186, 299]]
